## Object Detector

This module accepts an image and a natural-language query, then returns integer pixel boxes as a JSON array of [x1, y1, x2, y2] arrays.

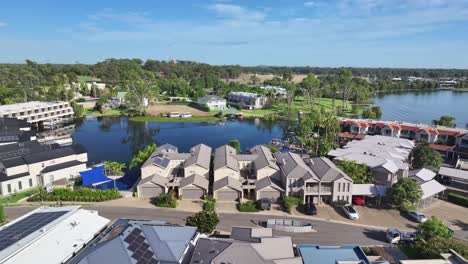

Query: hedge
[[27, 187, 120, 202], [282, 196, 303, 214], [448, 192, 468, 208], [203, 196, 216, 211], [152, 193, 178, 208], [188, 102, 210, 112], [238, 201, 259, 212]]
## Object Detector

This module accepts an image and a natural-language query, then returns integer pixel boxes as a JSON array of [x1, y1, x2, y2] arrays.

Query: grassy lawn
[[77, 75, 101, 83], [129, 115, 221, 122], [0, 191, 33, 204], [83, 108, 125, 117]]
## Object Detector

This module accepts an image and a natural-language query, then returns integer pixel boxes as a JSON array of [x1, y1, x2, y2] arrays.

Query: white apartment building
[[227, 92, 267, 109], [0, 141, 88, 196], [197, 95, 227, 110], [0, 101, 74, 125]]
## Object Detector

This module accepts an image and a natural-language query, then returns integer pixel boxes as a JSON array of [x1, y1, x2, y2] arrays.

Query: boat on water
[[251, 219, 315, 233]]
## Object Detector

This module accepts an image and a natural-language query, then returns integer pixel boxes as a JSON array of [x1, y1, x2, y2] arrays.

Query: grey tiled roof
[[255, 176, 284, 192], [250, 145, 279, 171], [138, 174, 169, 187], [275, 152, 319, 181], [184, 144, 212, 170], [213, 176, 242, 192], [213, 145, 239, 171], [307, 157, 352, 182], [179, 174, 209, 190]]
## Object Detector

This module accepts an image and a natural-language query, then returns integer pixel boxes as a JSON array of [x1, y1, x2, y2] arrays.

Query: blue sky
[[1, 0, 468, 68]]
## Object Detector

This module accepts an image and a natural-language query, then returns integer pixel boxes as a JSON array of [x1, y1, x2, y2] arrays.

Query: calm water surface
[[73, 117, 287, 164], [373, 90, 468, 128]]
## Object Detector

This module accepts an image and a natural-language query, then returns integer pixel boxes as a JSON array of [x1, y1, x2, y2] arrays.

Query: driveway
[[422, 199, 468, 240]]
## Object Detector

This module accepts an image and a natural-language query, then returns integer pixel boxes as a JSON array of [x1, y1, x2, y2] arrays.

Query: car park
[[342, 205, 359, 220], [406, 211, 428, 223]]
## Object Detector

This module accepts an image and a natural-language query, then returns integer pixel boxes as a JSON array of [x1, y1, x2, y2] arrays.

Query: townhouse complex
[[0, 118, 37, 146], [137, 143, 211, 200], [227, 91, 267, 109], [0, 140, 88, 196], [339, 118, 468, 159], [0, 101, 74, 126], [137, 143, 361, 205], [196, 95, 227, 110]]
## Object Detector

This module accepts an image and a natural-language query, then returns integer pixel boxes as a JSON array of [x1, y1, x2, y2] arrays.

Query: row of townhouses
[[137, 143, 358, 205], [0, 101, 74, 126], [197, 92, 268, 110], [136, 139, 447, 208], [339, 118, 468, 158]]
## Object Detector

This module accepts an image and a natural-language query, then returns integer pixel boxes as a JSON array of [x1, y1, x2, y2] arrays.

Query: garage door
[[182, 188, 204, 200], [258, 190, 280, 201], [216, 190, 239, 201], [140, 186, 163, 197]]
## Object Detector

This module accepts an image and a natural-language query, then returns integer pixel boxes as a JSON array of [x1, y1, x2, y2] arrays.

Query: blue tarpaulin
[[80, 166, 112, 187]]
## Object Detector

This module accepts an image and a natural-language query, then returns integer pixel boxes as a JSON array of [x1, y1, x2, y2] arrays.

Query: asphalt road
[[5, 205, 389, 246]]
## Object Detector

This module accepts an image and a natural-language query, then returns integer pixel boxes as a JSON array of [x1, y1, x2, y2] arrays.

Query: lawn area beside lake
[[129, 115, 221, 122], [83, 107, 126, 117]]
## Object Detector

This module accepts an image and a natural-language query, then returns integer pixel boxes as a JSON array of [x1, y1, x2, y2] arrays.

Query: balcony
[[305, 186, 319, 193]]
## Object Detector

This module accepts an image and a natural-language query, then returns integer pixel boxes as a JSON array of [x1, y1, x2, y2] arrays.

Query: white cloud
[[0, 22, 6, 27], [207, 3, 266, 24], [304, 1, 316, 7]]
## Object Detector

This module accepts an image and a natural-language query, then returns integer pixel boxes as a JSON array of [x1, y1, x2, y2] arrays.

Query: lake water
[[72, 117, 287, 164], [373, 90, 468, 128]]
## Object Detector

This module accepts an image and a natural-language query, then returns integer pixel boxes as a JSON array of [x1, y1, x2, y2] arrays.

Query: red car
[[353, 196, 365, 205]]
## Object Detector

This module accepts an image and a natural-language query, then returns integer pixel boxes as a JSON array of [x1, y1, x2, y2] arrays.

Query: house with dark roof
[[275, 152, 353, 204], [189, 226, 302, 264], [0, 118, 37, 146], [69, 219, 200, 264], [212, 144, 280, 201], [137, 143, 212, 200], [0, 140, 87, 196]]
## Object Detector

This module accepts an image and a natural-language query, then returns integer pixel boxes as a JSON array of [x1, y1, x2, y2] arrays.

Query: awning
[[352, 184, 388, 196], [420, 180, 446, 199], [80, 166, 112, 187], [438, 167, 468, 182]]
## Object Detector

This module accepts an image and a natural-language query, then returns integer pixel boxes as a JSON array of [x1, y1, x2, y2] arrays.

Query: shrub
[[282, 196, 303, 214], [186, 210, 219, 234], [188, 102, 210, 112], [27, 187, 120, 202], [227, 102, 241, 110], [153, 192, 178, 208], [0, 204, 6, 224], [238, 201, 259, 212], [333, 199, 349, 207], [203, 196, 216, 211], [448, 192, 468, 208]]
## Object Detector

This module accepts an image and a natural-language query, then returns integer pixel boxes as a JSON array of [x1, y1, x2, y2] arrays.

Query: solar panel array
[[0, 211, 68, 251], [152, 157, 170, 168], [123, 228, 157, 264]]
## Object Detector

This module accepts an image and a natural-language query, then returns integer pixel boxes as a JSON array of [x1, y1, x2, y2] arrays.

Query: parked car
[[406, 211, 428, 223], [257, 198, 271, 210], [342, 206, 359, 220], [304, 203, 318, 215], [352, 196, 365, 205], [386, 228, 417, 244]]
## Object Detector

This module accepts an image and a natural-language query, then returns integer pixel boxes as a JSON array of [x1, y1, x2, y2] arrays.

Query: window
[[18, 181, 22, 190], [338, 183, 341, 192], [347, 183, 350, 192], [29, 179, 33, 187], [7, 184, 11, 193], [49, 175, 54, 183]]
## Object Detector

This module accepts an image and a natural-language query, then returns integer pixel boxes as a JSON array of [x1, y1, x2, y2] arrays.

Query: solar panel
[[152, 157, 170, 168], [123, 228, 157, 264], [0, 211, 68, 251]]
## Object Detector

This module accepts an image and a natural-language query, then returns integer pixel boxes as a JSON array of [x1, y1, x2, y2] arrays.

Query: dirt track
[[146, 104, 211, 116]]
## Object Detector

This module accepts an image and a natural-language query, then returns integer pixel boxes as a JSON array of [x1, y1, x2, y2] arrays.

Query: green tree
[[126, 80, 159, 115], [416, 237, 468, 259], [104, 161, 126, 176], [336, 160, 374, 184], [339, 69, 353, 110], [70, 100, 84, 118], [283, 81, 297, 116], [129, 143, 157, 169], [411, 141, 443, 172], [435, 115, 456, 127], [387, 177, 423, 211], [301, 73, 321, 110], [228, 139, 241, 154], [418, 216, 453, 241], [361, 108, 376, 119], [185, 210, 219, 234], [0, 204, 6, 224]]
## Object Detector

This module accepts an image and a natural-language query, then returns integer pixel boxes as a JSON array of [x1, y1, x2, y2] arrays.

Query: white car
[[342, 205, 359, 220], [386, 228, 417, 244]]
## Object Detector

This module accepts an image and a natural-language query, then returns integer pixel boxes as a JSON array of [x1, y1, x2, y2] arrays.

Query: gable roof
[[184, 144, 211, 170], [275, 152, 319, 181], [179, 174, 209, 190], [420, 180, 446, 200], [250, 145, 279, 171], [138, 174, 169, 187], [213, 145, 239, 171], [409, 168, 436, 183], [213, 176, 242, 192], [255, 176, 284, 192], [307, 157, 352, 182]]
